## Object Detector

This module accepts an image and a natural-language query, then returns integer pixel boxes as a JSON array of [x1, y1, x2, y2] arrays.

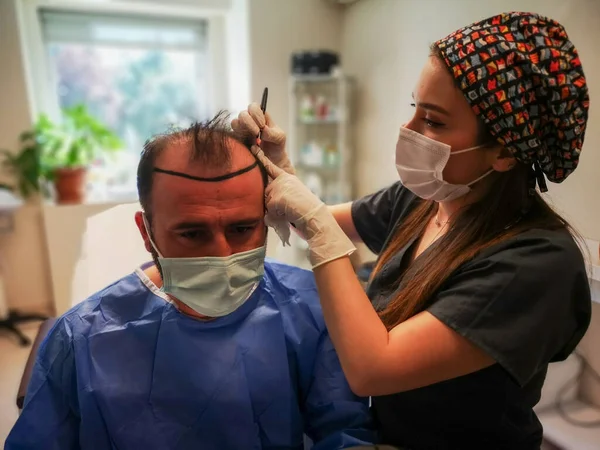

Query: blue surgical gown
[[6, 259, 373, 450]]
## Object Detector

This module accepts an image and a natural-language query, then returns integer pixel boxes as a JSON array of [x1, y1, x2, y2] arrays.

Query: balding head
[[134, 111, 268, 262], [137, 111, 267, 219]]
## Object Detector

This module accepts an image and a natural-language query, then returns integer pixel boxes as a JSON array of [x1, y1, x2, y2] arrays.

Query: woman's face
[[404, 56, 513, 185]]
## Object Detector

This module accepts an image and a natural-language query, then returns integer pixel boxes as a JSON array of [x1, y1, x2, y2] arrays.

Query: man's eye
[[233, 226, 254, 234], [180, 230, 203, 240]]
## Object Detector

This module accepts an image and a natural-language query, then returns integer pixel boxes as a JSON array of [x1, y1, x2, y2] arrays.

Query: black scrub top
[[351, 182, 592, 450]]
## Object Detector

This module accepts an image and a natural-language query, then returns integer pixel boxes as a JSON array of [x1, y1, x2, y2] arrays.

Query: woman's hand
[[252, 146, 355, 268], [232, 103, 295, 175]]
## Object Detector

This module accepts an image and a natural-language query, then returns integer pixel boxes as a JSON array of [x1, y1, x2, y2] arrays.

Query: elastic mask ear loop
[[467, 168, 495, 187], [450, 143, 489, 156], [451, 143, 495, 187], [142, 213, 164, 258]]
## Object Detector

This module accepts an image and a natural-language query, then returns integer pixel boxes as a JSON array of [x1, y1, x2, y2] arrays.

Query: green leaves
[[37, 104, 123, 170], [0, 103, 123, 200], [0, 146, 41, 199]]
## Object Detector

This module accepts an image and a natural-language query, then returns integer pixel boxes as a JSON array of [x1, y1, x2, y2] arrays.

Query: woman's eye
[[410, 103, 444, 128], [424, 118, 444, 128]]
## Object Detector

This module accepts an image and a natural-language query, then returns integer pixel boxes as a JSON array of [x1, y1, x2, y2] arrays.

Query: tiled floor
[[0, 323, 39, 447]]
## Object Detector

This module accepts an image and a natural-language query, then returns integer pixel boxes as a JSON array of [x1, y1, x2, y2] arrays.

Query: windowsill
[[41, 197, 139, 208], [39, 188, 139, 208]]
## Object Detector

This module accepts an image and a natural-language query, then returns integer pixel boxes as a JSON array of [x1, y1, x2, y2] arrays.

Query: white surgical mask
[[395, 127, 494, 202], [143, 215, 266, 317]]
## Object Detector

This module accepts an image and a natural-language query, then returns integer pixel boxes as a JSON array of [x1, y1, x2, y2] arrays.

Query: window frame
[[15, 0, 234, 202], [18, 0, 232, 121]]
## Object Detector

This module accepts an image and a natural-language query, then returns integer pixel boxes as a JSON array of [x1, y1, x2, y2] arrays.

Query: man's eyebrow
[[171, 220, 210, 230], [411, 92, 451, 116], [172, 218, 262, 229], [228, 219, 262, 227]]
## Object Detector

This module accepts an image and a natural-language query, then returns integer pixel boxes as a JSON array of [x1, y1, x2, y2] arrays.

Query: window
[[40, 10, 210, 201]]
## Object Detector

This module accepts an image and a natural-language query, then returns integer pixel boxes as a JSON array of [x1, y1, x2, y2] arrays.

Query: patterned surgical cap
[[434, 11, 590, 187]]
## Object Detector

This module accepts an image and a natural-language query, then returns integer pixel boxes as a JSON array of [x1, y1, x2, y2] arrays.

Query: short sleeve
[[428, 230, 592, 386], [351, 182, 417, 255]]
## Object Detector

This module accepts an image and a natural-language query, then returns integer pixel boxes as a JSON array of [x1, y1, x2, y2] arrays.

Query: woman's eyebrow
[[411, 92, 451, 116]]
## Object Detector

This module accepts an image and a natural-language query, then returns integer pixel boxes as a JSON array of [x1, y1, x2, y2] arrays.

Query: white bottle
[[304, 172, 323, 199], [300, 95, 314, 121]]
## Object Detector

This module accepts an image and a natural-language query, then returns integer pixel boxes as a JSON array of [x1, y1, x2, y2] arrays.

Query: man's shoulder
[[60, 271, 162, 330], [263, 258, 325, 328], [264, 258, 318, 295]]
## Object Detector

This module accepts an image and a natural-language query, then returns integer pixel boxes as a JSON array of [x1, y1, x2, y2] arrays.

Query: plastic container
[[315, 96, 329, 119], [323, 144, 339, 167], [300, 95, 315, 121]]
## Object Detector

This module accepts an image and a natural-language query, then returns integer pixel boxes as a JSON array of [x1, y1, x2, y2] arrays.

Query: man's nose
[[205, 233, 233, 257]]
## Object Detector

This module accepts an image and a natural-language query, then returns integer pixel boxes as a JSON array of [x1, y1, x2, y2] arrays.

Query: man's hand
[[232, 103, 295, 175]]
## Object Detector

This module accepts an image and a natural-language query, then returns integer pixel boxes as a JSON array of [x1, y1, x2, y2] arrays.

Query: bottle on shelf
[[315, 95, 329, 120], [323, 143, 340, 168], [324, 180, 350, 205], [304, 172, 324, 199], [299, 140, 324, 167], [300, 95, 315, 121]]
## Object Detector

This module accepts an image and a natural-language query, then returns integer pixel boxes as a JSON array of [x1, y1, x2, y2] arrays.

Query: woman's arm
[[328, 203, 363, 243], [313, 257, 494, 397], [256, 147, 584, 399], [256, 151, 493, 395]]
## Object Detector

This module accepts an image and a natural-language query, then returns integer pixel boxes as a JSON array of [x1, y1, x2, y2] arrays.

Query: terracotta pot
[[54, 167, 87, 204]]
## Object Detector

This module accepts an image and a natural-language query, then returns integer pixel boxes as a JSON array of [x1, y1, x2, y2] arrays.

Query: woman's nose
[[403, 117, 418, 132]]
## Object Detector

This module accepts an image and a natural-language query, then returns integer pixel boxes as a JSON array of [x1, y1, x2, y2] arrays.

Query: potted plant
[[0, 132, 43, 201], [35, 104, 123, 204]]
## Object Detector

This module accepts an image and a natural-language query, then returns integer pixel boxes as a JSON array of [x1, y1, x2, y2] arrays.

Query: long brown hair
[[373, 49, 578, 330]]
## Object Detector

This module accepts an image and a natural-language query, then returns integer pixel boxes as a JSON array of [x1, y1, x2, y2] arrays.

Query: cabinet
[[287, 73, 354, 266]]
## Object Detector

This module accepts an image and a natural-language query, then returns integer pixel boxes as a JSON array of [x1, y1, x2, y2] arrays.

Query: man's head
[[135, 111, 268, 268]]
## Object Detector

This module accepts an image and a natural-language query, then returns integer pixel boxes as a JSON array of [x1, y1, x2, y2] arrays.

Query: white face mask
[[395, 127, 494, 202], [143, 215, 265, 317]]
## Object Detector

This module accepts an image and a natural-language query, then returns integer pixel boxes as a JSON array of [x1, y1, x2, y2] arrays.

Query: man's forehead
[[150, 134, 265, 217], [154, 135, 256, 179], [152, 162, 265, 228]]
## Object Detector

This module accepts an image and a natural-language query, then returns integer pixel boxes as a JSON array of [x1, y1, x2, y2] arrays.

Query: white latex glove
[[251, 146, 356, 269], [231, 103, 295, 175]]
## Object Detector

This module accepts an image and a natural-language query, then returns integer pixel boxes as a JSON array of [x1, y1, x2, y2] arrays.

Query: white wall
[[248, 0, 343, 136], [0, 0, 54, 315], [341, 0, 600, 407]]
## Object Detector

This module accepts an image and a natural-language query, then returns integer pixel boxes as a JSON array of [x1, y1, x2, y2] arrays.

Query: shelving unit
[[288, 73, 354, 267]]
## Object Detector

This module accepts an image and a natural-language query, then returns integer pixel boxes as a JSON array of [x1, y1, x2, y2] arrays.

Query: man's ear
[[492, 147, 517, 173], [134, 211, 153, 253]]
